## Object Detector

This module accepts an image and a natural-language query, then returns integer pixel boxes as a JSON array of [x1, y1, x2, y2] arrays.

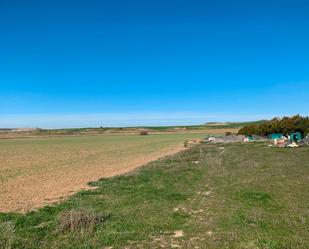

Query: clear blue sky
[[1, 0, 309, 128]]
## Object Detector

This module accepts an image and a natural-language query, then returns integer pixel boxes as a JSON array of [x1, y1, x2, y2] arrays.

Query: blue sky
[[1, 0, 309, 128]]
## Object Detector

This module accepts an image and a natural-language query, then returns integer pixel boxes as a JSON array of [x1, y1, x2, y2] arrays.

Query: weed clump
[[0, 221, 15, 249], [57, 209, 108, 233], [184, 140, 189, 147]]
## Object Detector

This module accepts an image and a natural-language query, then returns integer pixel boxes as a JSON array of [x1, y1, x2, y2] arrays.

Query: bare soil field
[[0, 133, 203, 212]]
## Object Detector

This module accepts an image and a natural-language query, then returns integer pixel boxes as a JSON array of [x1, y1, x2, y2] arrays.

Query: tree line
[[238, 115, 309, 137]]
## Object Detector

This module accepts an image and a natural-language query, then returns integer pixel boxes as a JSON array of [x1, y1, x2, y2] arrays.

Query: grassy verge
[[1, 143, 308, 248]]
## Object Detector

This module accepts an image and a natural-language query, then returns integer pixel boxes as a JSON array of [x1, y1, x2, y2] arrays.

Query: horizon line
[[0, 112, 306, 129]]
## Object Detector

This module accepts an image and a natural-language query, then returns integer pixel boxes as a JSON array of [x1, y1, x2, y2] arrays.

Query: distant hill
[[204, 120, 268, 129], [0, 121, 267, 138]]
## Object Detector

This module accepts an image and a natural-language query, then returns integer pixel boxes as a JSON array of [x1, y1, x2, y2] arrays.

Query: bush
[[140, 130, 149, 135], [238, 115, 309, 137], [184, 140, 189, 147]]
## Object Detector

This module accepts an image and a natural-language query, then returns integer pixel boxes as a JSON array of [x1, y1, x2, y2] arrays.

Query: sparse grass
[[0, 143, 308, 248]]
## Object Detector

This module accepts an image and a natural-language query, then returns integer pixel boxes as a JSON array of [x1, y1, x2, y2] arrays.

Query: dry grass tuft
[[0, 221, 15, 249], [57, 209, 108, 233]]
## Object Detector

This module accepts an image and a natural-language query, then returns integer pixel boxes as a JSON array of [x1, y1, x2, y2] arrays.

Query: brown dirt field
[[0, 134, 203, 213]]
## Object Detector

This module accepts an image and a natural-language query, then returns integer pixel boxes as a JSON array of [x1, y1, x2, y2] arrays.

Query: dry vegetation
[[57, 209, 108, 234]]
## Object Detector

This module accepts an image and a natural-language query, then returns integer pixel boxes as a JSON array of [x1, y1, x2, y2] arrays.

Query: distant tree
[[238, 124, 259, 136]]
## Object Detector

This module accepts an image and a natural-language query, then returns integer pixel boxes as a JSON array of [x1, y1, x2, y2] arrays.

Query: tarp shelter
[[247, 135, 254, 141], [269, 134, 283, 140], [290, 132, 302, 142], [244, 135, 253, 142]]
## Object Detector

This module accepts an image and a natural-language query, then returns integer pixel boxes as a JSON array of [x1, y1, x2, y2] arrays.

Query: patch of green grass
[[239, 191, 273, 207], [1, 143, 308, 248]]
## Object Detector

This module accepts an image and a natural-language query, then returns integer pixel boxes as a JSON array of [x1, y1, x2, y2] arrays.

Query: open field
[[0, 133, 204, 212], [1, 143, 308, 248], [0, 124, 241, 139]]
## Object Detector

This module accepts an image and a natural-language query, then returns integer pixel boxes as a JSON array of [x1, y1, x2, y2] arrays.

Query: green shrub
[[238, 115, 309, 137]]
